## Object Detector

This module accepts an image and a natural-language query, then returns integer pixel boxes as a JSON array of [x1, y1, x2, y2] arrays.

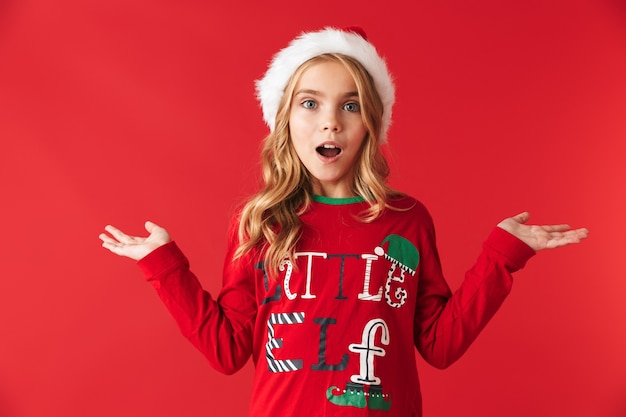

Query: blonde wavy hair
[[234, 53, 402, 278]]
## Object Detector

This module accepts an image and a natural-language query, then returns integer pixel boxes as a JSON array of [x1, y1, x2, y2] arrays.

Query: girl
[[99, 27, 588, 416]]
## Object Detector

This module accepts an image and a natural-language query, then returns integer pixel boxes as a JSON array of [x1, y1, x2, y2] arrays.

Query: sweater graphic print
[[259, 232, 420, 412]]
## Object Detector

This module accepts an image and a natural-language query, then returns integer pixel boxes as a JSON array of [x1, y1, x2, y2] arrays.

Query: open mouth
[[316, 144, 342, 158]]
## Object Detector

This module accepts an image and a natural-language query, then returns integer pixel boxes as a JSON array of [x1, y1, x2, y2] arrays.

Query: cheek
[[347, 114, 367, 134], [349, 123, 368, 145], [288, 127, 308, 159], [290, 111, 311, 132], [289, 117, 314, 146], [288, 123, 301, 148], [287, 112, 300, 137]]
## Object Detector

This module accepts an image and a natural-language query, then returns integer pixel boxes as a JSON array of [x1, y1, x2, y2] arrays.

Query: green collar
[[312, 195, 366, 205]]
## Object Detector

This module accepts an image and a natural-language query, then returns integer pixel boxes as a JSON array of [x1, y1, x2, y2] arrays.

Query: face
[[289, 60, 367, 198]]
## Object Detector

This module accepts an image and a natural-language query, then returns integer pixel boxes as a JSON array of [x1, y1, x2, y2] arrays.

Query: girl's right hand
[[99, 221, 171, 261]]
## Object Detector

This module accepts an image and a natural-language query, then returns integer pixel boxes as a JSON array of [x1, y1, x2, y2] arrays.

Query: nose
[[321, 109, 341, 132]]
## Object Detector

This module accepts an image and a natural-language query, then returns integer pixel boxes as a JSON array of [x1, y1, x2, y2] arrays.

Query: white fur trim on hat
[[255, 27, 395, 143]]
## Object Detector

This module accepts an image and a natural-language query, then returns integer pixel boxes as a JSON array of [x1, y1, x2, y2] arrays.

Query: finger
[[546, 229, 588, 248], [576, 228, 589, 239], [541, 224, 571, 233], [104, 225, 137, 244], [100, 237, 125, 254], [99, 232, 119, 245], [104, 225, 125, 239], [101, 239, 119, 252], [560, 228, 589, 241]]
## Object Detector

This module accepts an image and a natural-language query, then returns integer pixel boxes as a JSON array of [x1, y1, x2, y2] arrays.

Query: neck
[[311, 181, 355, 199]]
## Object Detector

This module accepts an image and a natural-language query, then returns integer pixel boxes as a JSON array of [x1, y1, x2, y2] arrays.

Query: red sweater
[[137, 195, 535, 416]]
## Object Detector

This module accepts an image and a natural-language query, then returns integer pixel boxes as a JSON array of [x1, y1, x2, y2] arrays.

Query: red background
[[1, 0, 625, 416]]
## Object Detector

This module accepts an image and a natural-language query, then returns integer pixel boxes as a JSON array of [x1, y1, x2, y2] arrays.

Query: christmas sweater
[[137, 195, 535, 417]]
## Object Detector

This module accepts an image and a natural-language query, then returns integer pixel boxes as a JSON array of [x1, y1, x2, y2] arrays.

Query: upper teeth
[[323, 144, 337, 149]]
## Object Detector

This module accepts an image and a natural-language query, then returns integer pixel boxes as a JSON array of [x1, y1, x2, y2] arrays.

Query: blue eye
[[302, 100, 317, 109], [343, 102, 360, 112]]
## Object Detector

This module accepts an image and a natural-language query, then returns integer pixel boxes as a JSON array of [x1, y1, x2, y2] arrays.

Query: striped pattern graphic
[[266, 312, 305, 373]]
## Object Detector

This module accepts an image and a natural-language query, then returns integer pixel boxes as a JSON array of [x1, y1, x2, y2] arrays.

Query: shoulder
[[387, 194, 433, 222], [383, 195, 440, 250]]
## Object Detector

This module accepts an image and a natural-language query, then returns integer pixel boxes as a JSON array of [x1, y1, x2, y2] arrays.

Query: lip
[[315, 141, 343, 163]]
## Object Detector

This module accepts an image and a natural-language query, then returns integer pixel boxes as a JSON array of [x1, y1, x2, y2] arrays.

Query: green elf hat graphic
[[374, 234, 419, 276]]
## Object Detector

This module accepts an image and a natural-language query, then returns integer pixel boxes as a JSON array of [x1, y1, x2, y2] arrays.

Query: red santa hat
[[255, 26, 395, 143]]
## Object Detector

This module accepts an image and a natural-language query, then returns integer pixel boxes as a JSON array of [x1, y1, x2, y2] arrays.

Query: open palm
[[497, 212, 588, 251], [99, 221, 171, 261]]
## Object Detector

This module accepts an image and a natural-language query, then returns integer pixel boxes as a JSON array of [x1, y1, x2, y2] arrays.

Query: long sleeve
[[414, 225, 535, 369], [130, 196, 536, 417], [137, 233, 257, 375]]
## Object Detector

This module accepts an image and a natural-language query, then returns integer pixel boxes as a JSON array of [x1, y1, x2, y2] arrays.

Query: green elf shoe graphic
[[326, 382, 367, 408], [368, 385, 392, 411], [374, 234, 419, 276]]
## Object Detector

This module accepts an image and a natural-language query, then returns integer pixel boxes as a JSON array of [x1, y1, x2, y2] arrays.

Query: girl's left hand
[[497, 212, 588, 251]]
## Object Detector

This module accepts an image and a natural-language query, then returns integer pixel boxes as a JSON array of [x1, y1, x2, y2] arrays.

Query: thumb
[[144, 220, 160, 234], [144, 221, 172, 244], [511, 212, 530, 224]]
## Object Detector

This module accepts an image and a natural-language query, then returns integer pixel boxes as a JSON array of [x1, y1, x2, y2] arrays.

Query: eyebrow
[[294, 89, 359, 98]]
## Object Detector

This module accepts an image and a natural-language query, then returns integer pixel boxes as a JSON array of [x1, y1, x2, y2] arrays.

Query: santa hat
[[374, 234, 419, 276], [255, 26, 395, 143]]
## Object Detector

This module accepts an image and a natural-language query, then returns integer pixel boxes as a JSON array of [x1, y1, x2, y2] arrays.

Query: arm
[[99, 221, 256, 375], [414, 212, 587, 369]]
